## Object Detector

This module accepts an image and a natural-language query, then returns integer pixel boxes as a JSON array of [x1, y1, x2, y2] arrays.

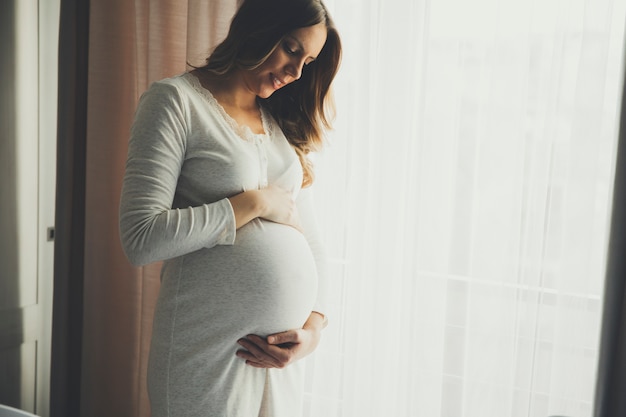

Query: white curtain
[[305, 0, 626, 416]]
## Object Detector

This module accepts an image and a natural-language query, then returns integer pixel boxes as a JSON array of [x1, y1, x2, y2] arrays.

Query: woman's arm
[[296, 186, 330, 315], [120, 81, 240, 265], [120, 82, 305, 266]]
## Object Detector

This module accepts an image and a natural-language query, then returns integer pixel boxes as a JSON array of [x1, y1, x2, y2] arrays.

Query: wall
[[0, 1, 59, 415]]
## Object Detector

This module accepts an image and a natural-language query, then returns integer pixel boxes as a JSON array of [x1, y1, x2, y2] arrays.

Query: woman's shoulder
[[137, 73, 205, 112], [149, 72, 218, 105], [143, 73, 191, 97]]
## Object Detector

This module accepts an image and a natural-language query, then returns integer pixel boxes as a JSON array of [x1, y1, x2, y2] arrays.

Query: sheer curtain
[[54, 0, 626, 416], [305, 1, 626, 417]]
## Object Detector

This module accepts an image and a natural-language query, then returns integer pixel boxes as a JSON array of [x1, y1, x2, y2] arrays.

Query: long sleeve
[[119, 81, 236, 266], [296, 186, 330, 316]]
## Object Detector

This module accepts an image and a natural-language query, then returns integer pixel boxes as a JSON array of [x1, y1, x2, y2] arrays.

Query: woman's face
[[246, 22, 328, 99]]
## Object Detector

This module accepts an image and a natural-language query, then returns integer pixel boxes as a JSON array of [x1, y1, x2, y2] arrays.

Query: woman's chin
[[257, 88, 277, 99]]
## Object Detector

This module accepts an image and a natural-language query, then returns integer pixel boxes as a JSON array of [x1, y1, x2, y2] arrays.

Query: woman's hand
[[236, 312, 326, 368], [228, 185, 301, 231], [257, 186, 301, 231]]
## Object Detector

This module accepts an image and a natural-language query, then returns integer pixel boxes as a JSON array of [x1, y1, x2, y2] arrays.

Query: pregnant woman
[[119, 0, 342, 416]]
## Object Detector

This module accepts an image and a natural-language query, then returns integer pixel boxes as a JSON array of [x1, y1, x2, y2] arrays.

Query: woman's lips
[[271, 74, 285, 89]]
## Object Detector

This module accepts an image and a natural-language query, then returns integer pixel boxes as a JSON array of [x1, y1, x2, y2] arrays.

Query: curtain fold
[[594, 55, 626, 417], [50, 0, 90, 416]]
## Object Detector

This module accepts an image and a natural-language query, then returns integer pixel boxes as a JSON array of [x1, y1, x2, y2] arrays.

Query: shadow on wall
[[0, 0, 23, 408]]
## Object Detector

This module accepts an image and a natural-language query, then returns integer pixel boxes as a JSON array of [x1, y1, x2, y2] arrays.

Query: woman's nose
[[286, 60, 304, 80]]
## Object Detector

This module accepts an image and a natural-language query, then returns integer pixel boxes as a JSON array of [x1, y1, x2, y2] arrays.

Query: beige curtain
[[80, 1, 237, 416]]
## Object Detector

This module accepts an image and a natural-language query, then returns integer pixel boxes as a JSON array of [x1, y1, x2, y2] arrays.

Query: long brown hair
[[200, 0, 342, 187]]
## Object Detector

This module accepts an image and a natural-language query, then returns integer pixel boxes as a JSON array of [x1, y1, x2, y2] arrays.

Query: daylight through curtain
[[305, 1, 626, 416], [70, 0, 626, 416]]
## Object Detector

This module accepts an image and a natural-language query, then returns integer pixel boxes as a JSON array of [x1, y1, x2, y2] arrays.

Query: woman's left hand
[[236, 312, 325, 368]]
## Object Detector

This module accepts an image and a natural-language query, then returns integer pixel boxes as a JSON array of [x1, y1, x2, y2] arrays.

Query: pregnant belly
[[172, 219, 318, 337]]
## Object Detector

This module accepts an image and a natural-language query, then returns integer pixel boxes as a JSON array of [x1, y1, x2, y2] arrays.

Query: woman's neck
[[194, 69, 257, 112], [192, 68, 265, 135]]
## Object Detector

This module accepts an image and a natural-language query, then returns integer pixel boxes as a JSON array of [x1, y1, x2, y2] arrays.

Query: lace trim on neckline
[[183, 72, 272, 143]]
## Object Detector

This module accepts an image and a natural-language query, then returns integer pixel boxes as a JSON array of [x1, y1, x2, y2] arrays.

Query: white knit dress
[[119, 72, 328, 417]]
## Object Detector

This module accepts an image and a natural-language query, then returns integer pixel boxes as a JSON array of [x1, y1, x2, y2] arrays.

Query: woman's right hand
[[228, 185, 302, 231]]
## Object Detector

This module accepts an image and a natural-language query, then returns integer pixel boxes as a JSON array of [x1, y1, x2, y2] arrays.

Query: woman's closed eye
[[282, 36, 318, 66], [283, 39, 298, 54]]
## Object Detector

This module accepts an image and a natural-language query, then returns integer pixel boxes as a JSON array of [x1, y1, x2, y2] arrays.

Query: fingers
[[236, 335, 295, 368], [267, 329, 301, 345], [258, 186, 302, 231]]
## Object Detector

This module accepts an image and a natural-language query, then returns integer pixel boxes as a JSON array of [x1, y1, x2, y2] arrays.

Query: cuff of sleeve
[[215, 198, 237, 245], [312, 310, 329, 329], [312, 295, 329, 323]]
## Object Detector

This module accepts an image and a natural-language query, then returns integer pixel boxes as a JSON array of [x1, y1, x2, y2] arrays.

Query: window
[[306, 1, 626, 416]]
